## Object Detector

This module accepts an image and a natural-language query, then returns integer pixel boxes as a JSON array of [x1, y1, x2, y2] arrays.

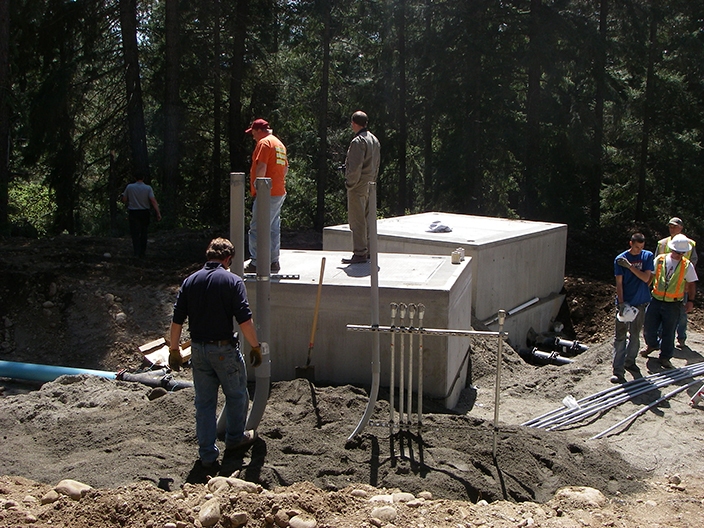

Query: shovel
[[296, 257, 325, 382]]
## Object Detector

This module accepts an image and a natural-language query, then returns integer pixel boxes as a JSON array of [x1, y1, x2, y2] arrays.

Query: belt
[[195, 339, 232, 346]]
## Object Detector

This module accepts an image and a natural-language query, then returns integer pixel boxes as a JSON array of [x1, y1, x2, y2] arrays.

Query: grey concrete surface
[[323, 212, 567, 348], [241, 249, 473, 408]]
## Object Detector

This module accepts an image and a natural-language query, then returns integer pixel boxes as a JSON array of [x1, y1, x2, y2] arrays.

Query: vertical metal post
[[389, 303, 398, 435], [398, 303, 407, 426], [493, 309, 506, 458], [417, 303, 425, 428], [407, 303, 416, 425], [229, 172, 246, 277], [255, 178, 272, 344]]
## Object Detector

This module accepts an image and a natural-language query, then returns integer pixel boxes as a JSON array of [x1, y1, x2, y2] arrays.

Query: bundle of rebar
[[522, 362, 704, 431]]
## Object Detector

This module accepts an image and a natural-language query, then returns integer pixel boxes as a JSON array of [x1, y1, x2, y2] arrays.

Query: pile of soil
[[1, 229, 704, 527]]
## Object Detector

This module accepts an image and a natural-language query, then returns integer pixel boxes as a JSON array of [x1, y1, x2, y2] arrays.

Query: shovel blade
[[295, 365, 315, 382]]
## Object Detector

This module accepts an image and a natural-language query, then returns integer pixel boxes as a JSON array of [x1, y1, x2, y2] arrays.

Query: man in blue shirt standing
[[121, 176, 161, 257], [611, 233, 654, 384], [169, 238, 262, 468]]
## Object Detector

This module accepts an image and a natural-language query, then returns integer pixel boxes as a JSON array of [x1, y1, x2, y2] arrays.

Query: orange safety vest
[[651, 254, 690, 302]]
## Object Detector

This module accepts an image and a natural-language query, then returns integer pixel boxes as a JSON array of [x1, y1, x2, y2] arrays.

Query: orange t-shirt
[[250, 134, 288, 196]]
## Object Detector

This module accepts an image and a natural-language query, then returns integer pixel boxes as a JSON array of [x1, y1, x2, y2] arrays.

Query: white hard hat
[[617, 305, 639, 323], [668, 234, 692, 254]]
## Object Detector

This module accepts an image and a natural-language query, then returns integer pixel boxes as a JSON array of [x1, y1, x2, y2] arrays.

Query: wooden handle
[[308, 257, 326, 347]]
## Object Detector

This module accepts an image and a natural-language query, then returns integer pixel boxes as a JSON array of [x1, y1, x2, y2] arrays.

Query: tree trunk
[[208, 0, 223, 223], [164, 0, 180, 222], [421, 0, 433, 208], [396, 0, 407, 215], [523, 0, 542, 219], [228, 0, 249, 173], [119, 0, 151, 183], [315, 0, 330, 232], [635, 3, 657, 222], [0, 0, 9, 232], [109, 151, 119, 235], [590, 0, 607, 227]]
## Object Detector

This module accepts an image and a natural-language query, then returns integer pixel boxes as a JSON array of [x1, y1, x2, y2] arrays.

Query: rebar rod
[[591, 379, 702, 439]]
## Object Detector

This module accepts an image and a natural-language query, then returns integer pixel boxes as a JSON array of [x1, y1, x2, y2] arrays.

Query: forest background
[[0, 0, 702, 246]]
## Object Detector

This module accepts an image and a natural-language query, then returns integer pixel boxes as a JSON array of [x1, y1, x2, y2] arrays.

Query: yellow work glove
[[250, 344, 262, 368], [169, 347, 183, 372]]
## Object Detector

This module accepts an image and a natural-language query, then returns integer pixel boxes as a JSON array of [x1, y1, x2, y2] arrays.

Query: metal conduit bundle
[[523, 362, 704, 431]]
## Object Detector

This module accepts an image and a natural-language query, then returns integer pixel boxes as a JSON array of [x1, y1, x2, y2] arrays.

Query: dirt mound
[[2, 230, 704, 527]]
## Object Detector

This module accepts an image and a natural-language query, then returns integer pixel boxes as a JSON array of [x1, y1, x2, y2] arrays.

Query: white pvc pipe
[[591, 379, 701, 439], [523, 362, 704, 427], [548, 367, 704, 431], [347, 181, 380, 441], [526, 362, 704, 429], [246, 342, 271, 430]]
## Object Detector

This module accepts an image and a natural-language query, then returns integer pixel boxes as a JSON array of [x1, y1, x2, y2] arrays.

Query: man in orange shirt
[[244, 119, 288, 274]]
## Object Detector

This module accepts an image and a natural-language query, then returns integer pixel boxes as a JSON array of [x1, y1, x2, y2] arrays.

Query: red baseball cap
[[245, 119, 270, 134]]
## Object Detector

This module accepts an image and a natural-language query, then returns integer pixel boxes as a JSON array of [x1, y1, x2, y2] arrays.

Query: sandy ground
[[2, 231, 704, 527]]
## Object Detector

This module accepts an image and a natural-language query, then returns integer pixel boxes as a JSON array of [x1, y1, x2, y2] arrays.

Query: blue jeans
[[190, 341, 249, 464], [677, 304, 687, 342], [613, 302, 647, 377], [249, 194, 286, 266], [128, 209, 150, 257], [644, 299, 681, 361]]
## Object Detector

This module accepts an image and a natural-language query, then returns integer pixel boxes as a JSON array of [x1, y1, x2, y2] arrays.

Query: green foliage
[[2, 0, 704, 241], [8, 179, 54, 237]]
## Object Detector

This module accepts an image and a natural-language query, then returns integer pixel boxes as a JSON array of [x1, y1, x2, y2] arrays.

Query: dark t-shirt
[[172, 262, 252, 341]]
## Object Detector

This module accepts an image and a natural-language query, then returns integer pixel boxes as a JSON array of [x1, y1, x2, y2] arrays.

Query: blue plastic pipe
[[0, 360, 116, 382]]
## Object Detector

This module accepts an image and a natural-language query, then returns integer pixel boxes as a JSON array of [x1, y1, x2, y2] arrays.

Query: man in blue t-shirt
[[611, 232, 654, 384]]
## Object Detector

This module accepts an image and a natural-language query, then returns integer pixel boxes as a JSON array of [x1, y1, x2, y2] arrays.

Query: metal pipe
[[219, 177, 273, 437], [347, 181, 380, 440], [417, 303, 425, 428], [347, 324, 501, 338], [533, 364, 704, 430], [483, 297, 539, 326], [407, 303, 416, 426], [547, 367, 704, 430], [398, 303, 407, 426], [591, 379, 702, 440], [0, 360, 116, 382], [255, 177, 272, 344], [523, 362, 704, 427], [492, 310, 506, 458], [229, 172, 246, 277], [389, 303, 398, 434], [535, 363, 704, 428]]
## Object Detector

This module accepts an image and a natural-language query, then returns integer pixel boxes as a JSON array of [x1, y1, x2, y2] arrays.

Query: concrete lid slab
[[247, 250, 469, 291], [325, 211, 566, 248]]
